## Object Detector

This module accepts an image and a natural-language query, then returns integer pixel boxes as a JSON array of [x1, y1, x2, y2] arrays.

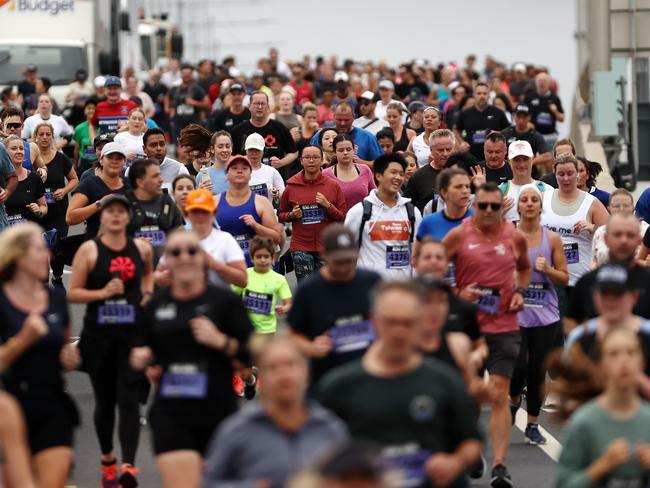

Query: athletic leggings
[[88, 355, 141, 465], [510, 322, 560, 417]]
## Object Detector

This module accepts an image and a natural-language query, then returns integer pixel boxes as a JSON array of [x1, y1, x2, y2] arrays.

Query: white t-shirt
[[114, 132, 146, 158], [22, 113, 72, 145], [500, 180, 553, 223], [412, 132, 431, 167], [249, 164, 285, 201]]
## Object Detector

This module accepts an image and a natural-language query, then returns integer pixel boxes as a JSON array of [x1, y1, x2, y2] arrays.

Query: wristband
[[514, 287, 527, 296]]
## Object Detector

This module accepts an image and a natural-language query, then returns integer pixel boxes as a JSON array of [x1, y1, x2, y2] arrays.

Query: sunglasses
[[167, 245, 200, 257], [476, 202, 503, 211], [5, 122, 22, 129]]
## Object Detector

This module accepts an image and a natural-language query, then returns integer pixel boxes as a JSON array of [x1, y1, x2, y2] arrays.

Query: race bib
[[563, 242, 579, 264], [300, 204, 326, 225], [235, 234, 252, 255], [477, 287, 500, 314], [97, 300, 135, 325], [44, 188, 55, 204], [243, 290, 273, 315], [536, 112, 553, 126], [386, 245, 410, 269], [134, 227, 166, 248], [330, 320, 375, 353], [379, 445, 431, 488], [444, 262, 457, 287], [249, 183, 269, 199], [472, 130, 487, 144], [83, 146, 96, 159], [7, 214, 27, 226], [524, 282, 550, 307], [160, 364, 207, 399], [176, 103, 194, 116]]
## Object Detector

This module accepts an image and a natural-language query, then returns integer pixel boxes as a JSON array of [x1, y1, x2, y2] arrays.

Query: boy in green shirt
[[232, 236, 292, 334]]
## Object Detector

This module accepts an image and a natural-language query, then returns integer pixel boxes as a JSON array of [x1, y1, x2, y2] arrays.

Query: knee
[[490, 377, 511, 406]]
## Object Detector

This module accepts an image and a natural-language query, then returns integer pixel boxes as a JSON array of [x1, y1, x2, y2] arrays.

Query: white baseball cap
[[245, 133, 265, 152], [378, 80, 394, 91], [508, 140, 534, 160], [334, 71, 349, 83], [101, 142, 127, 158]]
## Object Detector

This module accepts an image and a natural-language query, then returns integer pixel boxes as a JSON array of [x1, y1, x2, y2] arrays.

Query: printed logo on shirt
[[494, 244, 506, 256], [264, 134, 276, 148], [369, 221, 410, 241], [409, 395, 436, 421], [468, 243, 479, 250]]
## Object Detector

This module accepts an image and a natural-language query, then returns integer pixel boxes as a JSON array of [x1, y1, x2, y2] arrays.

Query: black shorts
[[19, 391, 79, 454], [149, 407, 221, 456], [484, 330, 522, 378]]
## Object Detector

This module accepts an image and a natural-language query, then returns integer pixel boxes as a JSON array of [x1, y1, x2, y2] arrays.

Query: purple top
[[519, 227, 560, 327], [323, 163, 376, 212]]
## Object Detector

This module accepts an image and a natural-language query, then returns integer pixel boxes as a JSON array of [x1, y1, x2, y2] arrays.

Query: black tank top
[[393, 126, 411, 152], [426, 332, 460, 371], [84, 237, 144, 328]]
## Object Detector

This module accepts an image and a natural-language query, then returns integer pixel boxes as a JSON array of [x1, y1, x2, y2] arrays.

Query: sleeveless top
[[518, 227, 560, 327], [216, 191, 261, 266], [393, 126, 411, 152], [412, 132, 430, 167], [454, 218, 518, 334], [541, 189, 595, 286]]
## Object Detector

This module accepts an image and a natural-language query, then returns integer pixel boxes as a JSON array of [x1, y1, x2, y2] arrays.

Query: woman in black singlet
[[0, 223, 79, 487], [68, 194, 153, 488], [385, 101, 416, 152]]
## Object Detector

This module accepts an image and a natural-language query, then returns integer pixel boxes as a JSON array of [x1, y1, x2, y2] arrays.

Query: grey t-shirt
[[0, 144, 16, 230]]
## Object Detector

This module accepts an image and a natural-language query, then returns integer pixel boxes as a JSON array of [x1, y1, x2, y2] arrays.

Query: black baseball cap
[[104, 76, 122, 88], [93, 133, 114, 149], [515, 104, 530, 115], [322, 224, 358, 261], [595, 264, 633, 294], [99, 194, 130, 213]]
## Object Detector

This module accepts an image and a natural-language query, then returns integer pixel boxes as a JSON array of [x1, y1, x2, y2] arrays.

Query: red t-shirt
[[93, 99, 138, 134]]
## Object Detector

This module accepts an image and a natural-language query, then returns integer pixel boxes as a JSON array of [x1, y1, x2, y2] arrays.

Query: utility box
[[592, 71, 621, 137]]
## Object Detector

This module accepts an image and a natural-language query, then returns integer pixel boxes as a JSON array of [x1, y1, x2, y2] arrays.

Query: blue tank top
[[216, 191, 260, 265], [23, 139, 32, 170], [519, 227, 560, 327]]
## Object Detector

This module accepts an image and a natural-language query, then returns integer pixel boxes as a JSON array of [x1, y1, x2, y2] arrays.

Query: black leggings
[[510, 322, 560, 417], [88, 359, 141, 465]]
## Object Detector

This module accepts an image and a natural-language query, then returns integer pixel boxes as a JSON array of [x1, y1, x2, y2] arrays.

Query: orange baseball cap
[[185, 189, 216, 213]]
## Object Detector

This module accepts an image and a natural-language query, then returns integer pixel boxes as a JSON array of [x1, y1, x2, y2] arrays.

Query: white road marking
[[515, 408, 562, 462]]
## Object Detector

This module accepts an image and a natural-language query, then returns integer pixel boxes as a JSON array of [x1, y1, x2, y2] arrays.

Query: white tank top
[[541, 189, 595, 286], [412, 133, 430, 167]]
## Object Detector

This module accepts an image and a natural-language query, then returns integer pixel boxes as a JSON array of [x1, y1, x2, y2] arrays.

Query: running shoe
[[468, 453, 487, 479], [118, 464, 139, 488], [542, 391, 559, 413], [232, 375, 245, 397], [525, 423, 547, 445], [490, 464, 513, 488], [100, 461, 118, 488]]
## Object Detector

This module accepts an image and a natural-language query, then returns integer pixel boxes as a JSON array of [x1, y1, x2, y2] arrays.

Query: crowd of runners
[[1, 50, 650, 488]]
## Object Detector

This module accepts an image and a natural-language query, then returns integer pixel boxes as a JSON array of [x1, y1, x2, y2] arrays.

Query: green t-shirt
[[232, 268, 292, 334], [73, 121, 97, 162], [557, 399, 650, 488]]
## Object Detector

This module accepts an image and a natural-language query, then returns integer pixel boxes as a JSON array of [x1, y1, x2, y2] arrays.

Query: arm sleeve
[[222, 234, 246, 263], [343, 202, 363, 243], [277, 277, 292, 300]]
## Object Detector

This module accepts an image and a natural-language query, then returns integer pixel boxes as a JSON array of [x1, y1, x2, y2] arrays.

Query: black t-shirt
[[540, 172, 558, 188], [502, 126, 548, 155], [395, 81, 430, 102], [17, 80, 36, 98], [476, 160, 513, 185], [446, 294, 481, 342], [230, 119, 298, 181], [288, 269, 381, 386], [169, 83, 207, 126], [566, 265, 650, 323], [524, 92, 564, 135], [136, 285, 252, 415], [455, 106, 510, 159], [316, 358, 480, 488], [209, 108, 251, 134], [43, 152, 73, 230], [73, 175, 130, 239], [403, 164, 441, 212], [5, 171, 45, 225]]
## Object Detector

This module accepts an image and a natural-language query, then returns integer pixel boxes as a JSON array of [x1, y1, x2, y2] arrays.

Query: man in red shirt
[[93, 76, 137, 134], [280, 144, 347, 281]]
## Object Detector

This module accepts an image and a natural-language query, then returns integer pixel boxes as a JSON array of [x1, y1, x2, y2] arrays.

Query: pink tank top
[[454, 218, 519, 334]]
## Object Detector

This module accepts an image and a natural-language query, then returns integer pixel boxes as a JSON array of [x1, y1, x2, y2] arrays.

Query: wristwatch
[[514, 287, 527, 296]]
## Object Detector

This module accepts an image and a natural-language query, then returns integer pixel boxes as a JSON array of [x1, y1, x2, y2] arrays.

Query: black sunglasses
[[168, 246, 200, 257], [6, 122, 22, 129], [477, 202, 503, 211]]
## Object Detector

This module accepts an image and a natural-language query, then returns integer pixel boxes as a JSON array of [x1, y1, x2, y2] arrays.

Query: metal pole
[[588, 0, 611, 71]]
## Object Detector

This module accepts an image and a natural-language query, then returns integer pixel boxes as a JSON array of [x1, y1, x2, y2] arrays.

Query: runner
[[215, 155, 282, 266], [384, 101, 416, 152], [443, 182, 532, 487], [93, 77, 138, 134], [197, 130, 232, 195], [541, 154, 609, 289], [345, 153, 422, 281], [288, 224, 381, 389], [509, 184, 568, 445], [79, 133, 113, 183], [317, 281, 482, 488], [202, 337, 348, 488], [245, 133, 285, 203], [68, 194, 154, 488], [1, 106, 45, 175], [114, 108, 148, 167], [130, 228, 253, 488], [142, 127, 189, 193], [469, 131, 512, 186], [322, 134, 375, 213], [353, 91, 387, 135], [72, 98, 99, 175], [171, 175, 196, 224], [318, 127, 338, 167], [502, 105, 553, 176], [407, 106, 442, 167], [280, 144, 347, 281], [0, 223, 79, 488]]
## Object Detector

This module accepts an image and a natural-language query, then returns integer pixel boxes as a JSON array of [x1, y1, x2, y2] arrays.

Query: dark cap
[[322, 224, 358, 261], [25, 64, 37, 73], [595, 264, 633, 293], [99, 194, 130, 213], [229, 83, 244, 93], [75, 68, 88, 81], [93, 133, 114, 149], [514, 104, 530, 114], [104, 75, 122, 88], [408, 101, 427, 113], [417, 275, 452, 294]]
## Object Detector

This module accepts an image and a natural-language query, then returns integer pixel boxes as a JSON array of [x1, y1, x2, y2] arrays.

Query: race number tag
[[524, 282, 549, 307], [243, 290, 273, 315], [473, 130, 487, 144], [563, 242, 579, 264], [235, 234, 251, 255], [477, 287, 500, 314], [379, 444, 430, 488], [44, 188, 55, 204], [160, 363, 207, 399], [7, 214, 27, 226], [135, 226, 166, 247], [83, 146, 96, 159], [249, 183, 269, 199], [176, 104, 194, 116], [330, 320, 375, 353], [536, 112, 553, 126], [98, 300, 135, 325], [444, 262, 457, 287], [386, 245, 410, 269], [300, 204, 326, 225]]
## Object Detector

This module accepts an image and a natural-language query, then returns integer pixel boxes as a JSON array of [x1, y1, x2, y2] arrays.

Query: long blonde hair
[[0, 223, 43, 282]]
